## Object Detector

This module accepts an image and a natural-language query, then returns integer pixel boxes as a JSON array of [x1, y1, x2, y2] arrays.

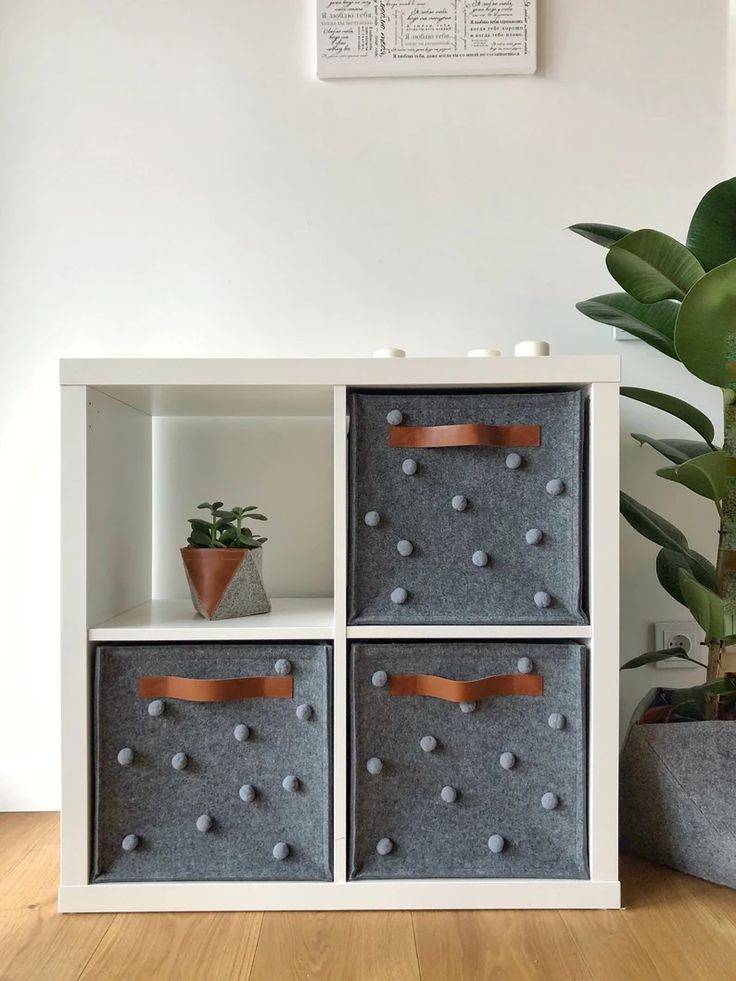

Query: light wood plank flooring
[[0, 813, 727, 980]]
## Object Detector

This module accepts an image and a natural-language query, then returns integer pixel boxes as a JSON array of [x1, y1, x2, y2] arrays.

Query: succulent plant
[[185, 501, 268, 550]]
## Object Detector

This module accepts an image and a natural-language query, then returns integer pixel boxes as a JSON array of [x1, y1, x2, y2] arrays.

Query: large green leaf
[[657, 450, 729, 503], [686, 178, 736, 272], [568, 223, 633, 248], [620, 491, 688, 552], [678, 570, 735, 641], [575, 293, 678, 359], [631, 434, 713, 464], [621, 646, 704, 670], [670, 677, 736, 707], [606, 229, 705, 302], [656, 547, 716, 605], [686, 549, 718, 590], [674, 257, 736, 387], [620, 387, 716, 446]]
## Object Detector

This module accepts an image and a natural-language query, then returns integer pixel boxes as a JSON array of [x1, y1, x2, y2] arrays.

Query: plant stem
[[712, 390, 736, 705]]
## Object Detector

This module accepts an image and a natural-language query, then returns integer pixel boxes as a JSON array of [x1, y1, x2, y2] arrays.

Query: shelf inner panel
[[89, 598, 335, 641]]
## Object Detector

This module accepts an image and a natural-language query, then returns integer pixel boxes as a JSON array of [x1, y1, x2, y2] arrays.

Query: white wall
[[0, 0, 728, 809]]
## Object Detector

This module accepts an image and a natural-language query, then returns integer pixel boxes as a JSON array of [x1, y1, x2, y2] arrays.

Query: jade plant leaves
[[568, 223, 632, 248], [186, 501, 268, 549], [631, 434, 713, 465], [606, 229, 705, 303], [621, 647, 703, 670], [188, 530, 211, 547], [575, 293, 678, 358], [678, 570, 736, 642], [686, 177, 736, 272], [657, 450, 729, 503], [675, 257, 736, 388], [621, 387, 716, 446]]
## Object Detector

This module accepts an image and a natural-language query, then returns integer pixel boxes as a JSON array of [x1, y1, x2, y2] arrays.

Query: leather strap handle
[[138, 675, 293, 702], [388, 423, 541, 449], [389, 673, 543, 702]]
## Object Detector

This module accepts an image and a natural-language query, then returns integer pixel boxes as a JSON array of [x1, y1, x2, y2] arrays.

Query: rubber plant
[[571, 177, 736, 720]]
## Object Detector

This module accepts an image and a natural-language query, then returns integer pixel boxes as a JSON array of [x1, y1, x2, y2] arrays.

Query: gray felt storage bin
[[93, 643, 332, 882], [348, 390, 586, 625], [349, 641, 588, 880]]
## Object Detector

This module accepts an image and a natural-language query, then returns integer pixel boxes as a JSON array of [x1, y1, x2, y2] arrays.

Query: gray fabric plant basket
[[93, 643, 332, 882], [348, 390, 586, 625], [620, 689, 736, 889], [181, 546, 271, 620], [349, 641, 588, 880]]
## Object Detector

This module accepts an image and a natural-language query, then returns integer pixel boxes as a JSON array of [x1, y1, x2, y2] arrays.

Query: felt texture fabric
[[620, 693, 736, 888], [348, 642, 588, 880], [93, 643, 332, 882], [348, 390, 586, 625]]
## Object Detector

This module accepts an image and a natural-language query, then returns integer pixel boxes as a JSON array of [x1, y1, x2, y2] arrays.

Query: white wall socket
[[654, 620, 705, 670]]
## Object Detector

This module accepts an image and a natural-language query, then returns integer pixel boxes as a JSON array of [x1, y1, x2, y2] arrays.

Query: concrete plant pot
[[620, 688, 736, 888], [181, 547, 271, 620]]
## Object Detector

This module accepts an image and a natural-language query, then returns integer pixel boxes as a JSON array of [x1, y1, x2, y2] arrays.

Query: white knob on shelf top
[[514, 340, 550, 357], [373, 347, 406, 358], [466, 348, 501, 358]]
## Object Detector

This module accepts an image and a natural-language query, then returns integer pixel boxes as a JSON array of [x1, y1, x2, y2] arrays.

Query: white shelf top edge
[[89, 598, 335, 641], [347, 625, 593, 640], [60, 356, 621, 388]]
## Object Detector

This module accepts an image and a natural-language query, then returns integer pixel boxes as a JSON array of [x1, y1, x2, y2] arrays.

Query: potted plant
[[181, 501, 270, 619], [570, 177, 736, 887]]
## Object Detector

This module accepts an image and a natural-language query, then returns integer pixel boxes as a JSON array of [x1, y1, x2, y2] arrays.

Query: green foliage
[[575, 294, 678, 359], [678, 571, 736, 643], [185, 501, 268, 550], [621, 387, 716, 446], [620, 493, 715, 589], [568, 223, 632, 248], [619, 491, 687, 551], [605, 229, 704, 302], [657, 451, 728, 504], [656, 547, 716, 606], [621, 647, 705, 670], [570, 179, 736, 686], [670, 677, 736, 707], [686, 177, 736, 271], [674, 257, 736, 388], [631, 434, 713, 465]]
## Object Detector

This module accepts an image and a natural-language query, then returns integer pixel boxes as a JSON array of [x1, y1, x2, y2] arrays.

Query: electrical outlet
[[654, 621, 705, 670]]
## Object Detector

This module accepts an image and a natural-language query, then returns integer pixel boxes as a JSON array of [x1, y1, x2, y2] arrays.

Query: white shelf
[[347, 624, 593, 640], [60, 356, 621, 417], [59, 878, 621, 913], [62, 358, 621, 912], [89, 598, 335, 641]]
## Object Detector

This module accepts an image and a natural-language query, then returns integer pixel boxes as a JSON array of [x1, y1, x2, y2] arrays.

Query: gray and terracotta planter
[[181, 548, 271, 620], [620, 688, 736, 889]]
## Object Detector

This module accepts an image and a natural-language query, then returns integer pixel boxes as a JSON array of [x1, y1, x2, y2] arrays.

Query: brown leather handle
[[388, 423, 541, 449], [138, 675, 293, 702], [389, 673, 543, 702]]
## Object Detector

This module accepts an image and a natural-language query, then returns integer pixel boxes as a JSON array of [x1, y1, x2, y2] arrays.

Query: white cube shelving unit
[[60, 356, 621, 912]]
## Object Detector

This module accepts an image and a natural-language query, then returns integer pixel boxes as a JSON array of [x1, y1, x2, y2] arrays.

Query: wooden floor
[[0, 814, 731, 980]]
